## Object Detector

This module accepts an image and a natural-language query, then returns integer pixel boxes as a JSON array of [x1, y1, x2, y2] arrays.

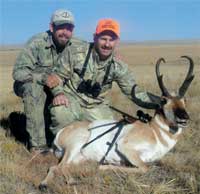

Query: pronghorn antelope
[[39, 56, 194, 189]]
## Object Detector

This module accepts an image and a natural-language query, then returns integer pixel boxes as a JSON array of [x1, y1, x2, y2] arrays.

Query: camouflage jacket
[[52, 43, 153, 108], [12, 30, 87, 84]]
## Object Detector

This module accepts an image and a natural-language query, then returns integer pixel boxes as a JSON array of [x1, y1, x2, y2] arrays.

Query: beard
[[56, 34, 69, 47], [53, 33, 70, 49]]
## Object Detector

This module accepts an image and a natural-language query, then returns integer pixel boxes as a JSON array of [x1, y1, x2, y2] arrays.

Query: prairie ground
[[0, 42, 199, 194]]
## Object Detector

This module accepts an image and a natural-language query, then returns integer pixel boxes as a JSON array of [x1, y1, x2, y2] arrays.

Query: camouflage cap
[[51, 9, 75, 26]]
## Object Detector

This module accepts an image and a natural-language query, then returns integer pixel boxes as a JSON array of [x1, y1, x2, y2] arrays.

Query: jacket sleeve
[[113, 60, 153, 103], [12, 38, 49, 84], [12, 45, 37, 82]]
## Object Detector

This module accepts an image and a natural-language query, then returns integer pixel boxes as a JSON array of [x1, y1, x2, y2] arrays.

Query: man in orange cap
[[47, 18, 158, 135], [94, 19, 120, 60]]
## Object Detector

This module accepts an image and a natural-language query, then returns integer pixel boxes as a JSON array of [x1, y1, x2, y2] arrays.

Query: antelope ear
[[184, 97, 187, 104], [181, 97, 187, 106], [147, 92, 162, 105]]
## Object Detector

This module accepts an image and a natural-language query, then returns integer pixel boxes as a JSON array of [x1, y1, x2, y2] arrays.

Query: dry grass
[[0, 42, 200, 194]]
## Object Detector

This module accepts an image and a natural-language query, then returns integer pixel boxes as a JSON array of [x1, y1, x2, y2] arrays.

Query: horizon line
[[0, 38, 200, 49]]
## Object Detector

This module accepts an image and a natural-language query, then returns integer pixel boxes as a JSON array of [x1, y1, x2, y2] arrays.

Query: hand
[[52, 93, 69, 107], [46, 74, 62, 88]]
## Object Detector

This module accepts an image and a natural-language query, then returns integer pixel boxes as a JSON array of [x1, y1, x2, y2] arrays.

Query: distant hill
[[121, 39, 200, 45], [0, 39, 200, 50], [0, 44, 24, 51]]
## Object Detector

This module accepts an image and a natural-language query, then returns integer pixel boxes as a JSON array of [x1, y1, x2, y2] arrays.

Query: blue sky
[[0, 0, 200, 45]]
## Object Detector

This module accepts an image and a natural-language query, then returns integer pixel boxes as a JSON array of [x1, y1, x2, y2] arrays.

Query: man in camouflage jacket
[[48, 19, 159, 135], [12, 9, 86, 150]]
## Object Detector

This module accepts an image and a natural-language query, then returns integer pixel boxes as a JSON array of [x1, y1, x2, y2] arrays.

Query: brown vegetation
[[0, 42, 199, 194]]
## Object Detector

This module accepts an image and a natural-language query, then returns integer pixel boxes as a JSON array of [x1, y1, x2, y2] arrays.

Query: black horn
[[178, 56, 194, 97], [156, 58, 171, 97], [131, 85, 161, 109]]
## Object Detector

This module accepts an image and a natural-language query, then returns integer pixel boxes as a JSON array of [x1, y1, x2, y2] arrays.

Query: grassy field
[[0, 42, 200, 194]]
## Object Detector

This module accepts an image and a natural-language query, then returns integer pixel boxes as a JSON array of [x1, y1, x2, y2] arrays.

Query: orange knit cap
[[95, 19, 120, 37]]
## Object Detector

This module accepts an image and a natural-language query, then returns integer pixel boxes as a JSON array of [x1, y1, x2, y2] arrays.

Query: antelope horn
[[156, 58, 171, 97], [131, 85, 161, 109], [178, 56, 194, 97]]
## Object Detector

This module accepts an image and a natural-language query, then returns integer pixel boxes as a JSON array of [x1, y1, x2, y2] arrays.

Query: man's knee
[[50, 105, 75, 132], [51, 106, 67, 120], [13, 81, 26, 97], [14, 80, 44, 97], [85, 105, 114, 121]]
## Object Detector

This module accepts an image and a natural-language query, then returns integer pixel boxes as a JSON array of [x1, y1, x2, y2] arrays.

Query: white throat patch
[[155, 115, 169, 131]]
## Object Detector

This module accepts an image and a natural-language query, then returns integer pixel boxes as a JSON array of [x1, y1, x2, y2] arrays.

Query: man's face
[[94, 31, 119, 60], [50, 23, 74, 47]]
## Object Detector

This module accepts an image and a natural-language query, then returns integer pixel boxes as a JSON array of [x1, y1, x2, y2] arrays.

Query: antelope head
[[131, 56, 194, 131], [155, 56, 194, 131]]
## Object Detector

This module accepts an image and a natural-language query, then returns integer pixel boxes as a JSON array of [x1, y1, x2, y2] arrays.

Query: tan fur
[[39, 85, 192, 189], [57, 121, 90, 148], [123, 121, 157, 145], [150, 118, 170, 147]]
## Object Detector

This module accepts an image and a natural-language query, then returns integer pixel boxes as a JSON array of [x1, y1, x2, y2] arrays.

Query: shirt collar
[[45, 31, 54, 49]]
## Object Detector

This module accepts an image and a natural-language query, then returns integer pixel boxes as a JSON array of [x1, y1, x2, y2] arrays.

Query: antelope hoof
[[38, 183, 48, 191]]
